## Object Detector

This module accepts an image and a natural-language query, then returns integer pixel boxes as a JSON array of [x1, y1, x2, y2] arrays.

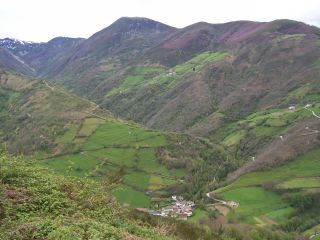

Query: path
[[304, 105, 320, 119], [206, 192, 239, 207], [206, 193, 226, 204]]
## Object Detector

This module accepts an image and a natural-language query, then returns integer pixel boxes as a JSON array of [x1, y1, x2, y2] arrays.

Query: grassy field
[[106, 51, 228, 96], [41, 119, 184, 209], [222, 130, 246, 146], [77, 118, 105, 137], [83, 121, 166, 149], [219, 187, 289, 224], [188, 209, 209, 222], [214, 149, 320, 225], [55, 124, 79, 143], [277, 177, 320, 189], [107, 66, 165, 96], [42, 153, 101, 177], [216, 149, 320, 192], [111, 184, 151, 208]]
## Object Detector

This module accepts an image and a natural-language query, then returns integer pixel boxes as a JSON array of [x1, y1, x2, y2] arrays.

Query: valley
[[0, 16, 320, 240]]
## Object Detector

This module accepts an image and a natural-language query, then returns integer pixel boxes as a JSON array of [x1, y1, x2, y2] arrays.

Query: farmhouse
[[288, 105, 296, 111], [226, 201, 239, 208]]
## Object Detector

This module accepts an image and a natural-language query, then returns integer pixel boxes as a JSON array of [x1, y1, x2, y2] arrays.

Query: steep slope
[[1, 154, 296, 240], [0, 69, 233, 212], [98, 20, 320, 132], [0, 47, 35, 75], [48, 17, 176, 93], [0, 153, 177, 240], [0, 38, 41, 58], [211, 149, 320, 237], [0, 37, 84, 77], [0, 70, 112, 154]]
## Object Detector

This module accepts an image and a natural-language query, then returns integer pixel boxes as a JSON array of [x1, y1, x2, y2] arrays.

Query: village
[[137, 196, 195, 220]]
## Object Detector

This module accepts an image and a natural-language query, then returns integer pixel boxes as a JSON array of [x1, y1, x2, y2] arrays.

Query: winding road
[[304, 105, 320, 119]]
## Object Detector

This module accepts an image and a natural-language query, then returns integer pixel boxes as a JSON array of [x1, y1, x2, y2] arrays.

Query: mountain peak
[[105, 16, 176, 34]]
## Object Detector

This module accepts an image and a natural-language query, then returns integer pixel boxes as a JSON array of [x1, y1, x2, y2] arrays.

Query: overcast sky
[[1, 0, 320, 42]]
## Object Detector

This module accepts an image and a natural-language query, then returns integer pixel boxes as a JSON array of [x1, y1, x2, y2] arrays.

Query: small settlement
[[139, 196, 195, 220]]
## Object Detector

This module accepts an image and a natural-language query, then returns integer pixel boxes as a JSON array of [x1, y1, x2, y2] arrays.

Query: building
[[288, 106, 296, 111], [226, 201, 239, 208], [145, 196, 194, 220]]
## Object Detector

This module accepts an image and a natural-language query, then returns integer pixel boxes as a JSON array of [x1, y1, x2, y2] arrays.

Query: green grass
[[148, 174, 175, 191], [137, 148, 172, 177], [213, 149, 320, 224], [149, 175, 165, 191], [277, 177, 320, 189], [88, 148, 137, 167], [283, 84, 311, 103], [1, 153, 174, 239], [175, 51, 228, 76], [106, 66, 165, 96], [219, 187, 288, 224], [265, 207, 293, 222], [83, 121, 166, 150], [222, 130, 246, 146], [41, 154, 101, 177], [77, 118, 105, 137], [132, 51, 229, 91], [252, 126, 280, 137], [216, 149, 320, 193], [265, 118, 288, 127], [55, 124, 79, 143], [123, 171, 150, 190], [111, 184, 151, 208], [188, 209, 208, 222]]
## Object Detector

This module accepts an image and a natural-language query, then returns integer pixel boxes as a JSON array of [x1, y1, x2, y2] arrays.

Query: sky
[[1, 0, 320, 42]]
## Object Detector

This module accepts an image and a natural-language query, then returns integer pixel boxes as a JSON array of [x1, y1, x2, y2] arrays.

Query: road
[[206, 193, 227, 204], [304, 105, 320, 119]]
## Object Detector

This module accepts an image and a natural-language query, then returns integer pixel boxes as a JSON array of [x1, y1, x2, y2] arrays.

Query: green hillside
[[41, 120, 183, 208], [212, 149, 320, 237], [1, 17, 320, 239], [0, 153, 297, 240], [0, 70, 230, 211]]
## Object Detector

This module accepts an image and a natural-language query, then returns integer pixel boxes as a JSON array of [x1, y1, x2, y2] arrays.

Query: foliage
[[0, 153, 176, 240]]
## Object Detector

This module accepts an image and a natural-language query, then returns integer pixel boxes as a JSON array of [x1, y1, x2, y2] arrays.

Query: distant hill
[[0, 47, 35, 75], [0, 37, 84, 76]]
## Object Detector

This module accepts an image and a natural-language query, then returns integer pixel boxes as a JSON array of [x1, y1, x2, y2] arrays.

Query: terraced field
[[41, 118, 185, 208], [106, 51, 228, 98], [213, 149, 320, 225]]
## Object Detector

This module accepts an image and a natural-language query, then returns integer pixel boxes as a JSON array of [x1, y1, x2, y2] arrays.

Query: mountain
[[72, 19, 318, 140], [0, 38, 40, 56], [1, 17, 320, 237], [45, 17, 176, 92], [0, 69, 231, 215], [0, 47, 35, 75], [0, 37, 84, 76], [2, 17, 319, 177]]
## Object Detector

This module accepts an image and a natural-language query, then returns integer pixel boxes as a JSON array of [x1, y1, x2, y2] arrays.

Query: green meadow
[[214, 149, 320, 224], [41, 118, 183, 208]]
